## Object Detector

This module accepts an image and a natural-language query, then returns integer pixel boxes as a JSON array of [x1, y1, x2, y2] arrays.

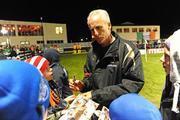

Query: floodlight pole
[[40, 17, 45, 49]]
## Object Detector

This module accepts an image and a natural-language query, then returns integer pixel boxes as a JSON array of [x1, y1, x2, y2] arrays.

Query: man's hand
[[81, 91, 92, 100], [64, 95, 76, 104], [69, 79, 85, 91]]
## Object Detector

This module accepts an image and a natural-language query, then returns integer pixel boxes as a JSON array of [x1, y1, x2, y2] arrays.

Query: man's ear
[[108, 23, 112, 30]]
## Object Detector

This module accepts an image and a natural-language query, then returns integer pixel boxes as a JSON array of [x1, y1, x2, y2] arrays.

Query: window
[[56, 27, 63, 34], [153, 28, 158, 32], [20, 41, 29, 45], [37, 41, 44, 44], [46, 40, 63, 44], [123, 28, 129, 33], [132, 28, 137, 32], [146, 28, 151, 32], [0, 24, 16, 36], [17, 25, 43, 36], [116, 28, 122, 33], [139, 28, 144, 32]]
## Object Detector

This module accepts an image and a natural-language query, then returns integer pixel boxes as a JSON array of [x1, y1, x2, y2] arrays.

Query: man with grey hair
[[70, 9, 144, 108]]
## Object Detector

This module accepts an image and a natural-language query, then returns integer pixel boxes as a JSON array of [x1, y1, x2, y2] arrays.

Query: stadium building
[[0, 20, 67, 46], [112, 25, 160, 42]]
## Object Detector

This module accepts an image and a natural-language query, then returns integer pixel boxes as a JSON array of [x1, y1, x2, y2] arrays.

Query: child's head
[[0, 60, 50, 120], [25, 56, 53, 81], [109, 93, 162, 120]]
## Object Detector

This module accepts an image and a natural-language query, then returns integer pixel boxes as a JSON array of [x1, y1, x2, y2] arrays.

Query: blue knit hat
[[0, 60, 50, 120], [109, 93, 162, 120]]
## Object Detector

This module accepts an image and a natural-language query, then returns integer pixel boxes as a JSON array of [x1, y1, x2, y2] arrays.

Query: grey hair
[[87, 9, 111, 24]]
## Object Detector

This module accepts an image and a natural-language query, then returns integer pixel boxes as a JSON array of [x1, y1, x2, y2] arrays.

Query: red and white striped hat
[[25, 56, 49, 74]]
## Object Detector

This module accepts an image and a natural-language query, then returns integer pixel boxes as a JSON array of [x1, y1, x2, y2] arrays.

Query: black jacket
[[160, 75, 180, 120], [82, 32, 144, 107]]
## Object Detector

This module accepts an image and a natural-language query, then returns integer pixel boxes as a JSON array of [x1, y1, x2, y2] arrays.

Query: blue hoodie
[[109, 93, 162, 120], [0, 60, 50, 120]]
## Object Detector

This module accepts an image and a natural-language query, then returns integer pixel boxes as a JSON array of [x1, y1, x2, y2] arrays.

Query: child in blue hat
[[109, 93, 162, 120], [0, 60, 50, 120]]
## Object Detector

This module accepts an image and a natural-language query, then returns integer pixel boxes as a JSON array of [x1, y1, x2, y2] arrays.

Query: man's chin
[[97, 41, 104, 45]]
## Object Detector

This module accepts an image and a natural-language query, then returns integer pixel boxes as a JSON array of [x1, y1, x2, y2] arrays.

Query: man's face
[[160, 47, 170, 75], [88, 15, 111, 47]]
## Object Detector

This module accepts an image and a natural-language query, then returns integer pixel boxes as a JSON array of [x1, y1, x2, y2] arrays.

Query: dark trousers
[[160, 107, 180, 120]]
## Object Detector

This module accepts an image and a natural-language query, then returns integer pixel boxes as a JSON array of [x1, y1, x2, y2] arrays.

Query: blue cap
[[109, 93, 162, 120], [0, 60, 50, 120]]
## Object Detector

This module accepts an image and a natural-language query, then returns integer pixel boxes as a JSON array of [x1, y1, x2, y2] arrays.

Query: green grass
[[60, 53, 165, 108], [60, 53, 87, 79], [140, 53, 165, 108]]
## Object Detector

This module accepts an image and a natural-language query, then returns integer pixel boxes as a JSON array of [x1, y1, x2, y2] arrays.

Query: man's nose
[[92, 29, 99, 36]]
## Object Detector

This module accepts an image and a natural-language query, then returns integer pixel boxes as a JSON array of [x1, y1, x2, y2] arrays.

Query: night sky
[[1, 0, 180, 42]]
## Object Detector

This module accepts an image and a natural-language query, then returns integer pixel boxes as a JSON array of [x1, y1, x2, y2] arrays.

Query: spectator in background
[[109, 93, 162, 120], [160, 29, 180, 120], [73, 43, 77, 54], [8, 46, 17, 59], [77, 43, 82, 54], [70, 9, 144, 108], [153, 40, 158, 48], [158, 39, 162, 48], [136, 40, 140, 49], [0, 52, 6, 60], [0, 60, 50, 120], [0, 47, 6, 60]]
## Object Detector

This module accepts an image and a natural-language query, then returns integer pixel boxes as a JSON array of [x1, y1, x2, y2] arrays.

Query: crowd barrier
[[140, 48, 164, 55]]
